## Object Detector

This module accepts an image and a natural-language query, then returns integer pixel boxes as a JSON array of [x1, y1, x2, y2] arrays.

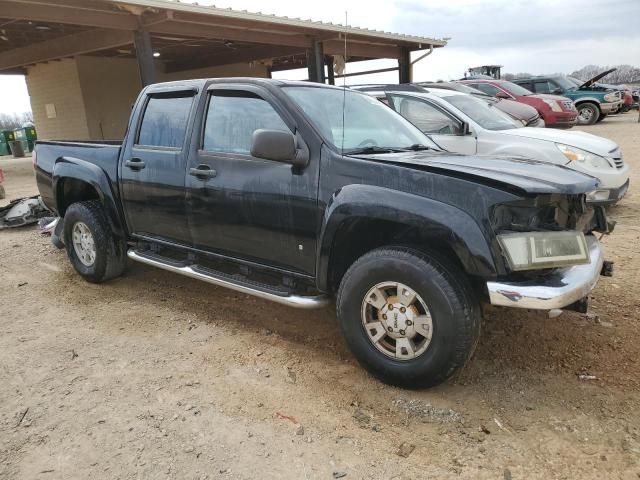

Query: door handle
[[189, 165, 217, 179], [125, 158, 145, 170]]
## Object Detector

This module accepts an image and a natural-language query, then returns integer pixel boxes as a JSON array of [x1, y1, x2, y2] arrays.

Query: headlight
[[556, 143, 612, 169], [498, 231, 590, 271], [542, 99, 562, 112], [604, 92, 618, 102]]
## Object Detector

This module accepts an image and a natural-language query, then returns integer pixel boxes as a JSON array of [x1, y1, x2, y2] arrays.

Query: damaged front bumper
[[487, 236, 605, 310]]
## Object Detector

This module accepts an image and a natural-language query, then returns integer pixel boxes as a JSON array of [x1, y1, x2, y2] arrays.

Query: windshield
[[283, 86, 437, 152], [443, 94, 521, 131], [566, 76, 583, 87], [552, 76, 577, 90], [498, 81, 534, 96]]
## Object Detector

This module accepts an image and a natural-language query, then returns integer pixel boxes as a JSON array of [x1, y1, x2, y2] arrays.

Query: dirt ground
[[1, 113, 639, 480]]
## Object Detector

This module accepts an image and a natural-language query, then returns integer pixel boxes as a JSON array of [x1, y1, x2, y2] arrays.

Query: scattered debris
[[494, 417, 512, 434], [392, 398, 463, 423], [479, 424, 491, 434], [353, 408, 371, 426], [333, 472, 347, 479], [585, 312, 600, 323], [0, 195, 51, 230], [17, 282, 27, 287], [284, 367, 297, 384], [69, 349, 78, 360], [504, 467, 513, 480], [548, 309, 563, 319], [38, 216, 59, 235], [577, 372, 597, 381], [275, 412, 298, 424], [15, 408, 29, 427], [295, 424, 305, 435], [396, 442, 416, 458]]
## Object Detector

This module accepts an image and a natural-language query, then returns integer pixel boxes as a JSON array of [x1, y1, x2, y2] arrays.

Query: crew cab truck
[[35, 78, 611, 389]]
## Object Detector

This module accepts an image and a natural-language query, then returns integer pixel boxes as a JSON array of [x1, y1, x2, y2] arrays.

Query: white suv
[[357, 87, 629, 204]]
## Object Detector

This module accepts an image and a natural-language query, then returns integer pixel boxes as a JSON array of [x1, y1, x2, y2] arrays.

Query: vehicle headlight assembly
[[542, 99, 562, 112], [556, 143, 612, 169], [604, 92, 618, 102], [498, 231, 590, 271]]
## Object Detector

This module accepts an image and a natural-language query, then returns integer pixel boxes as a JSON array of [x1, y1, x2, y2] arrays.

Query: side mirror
[[251, 129, 307, 167], [552, 87, 563, 95], [495, 91, 510, 99]]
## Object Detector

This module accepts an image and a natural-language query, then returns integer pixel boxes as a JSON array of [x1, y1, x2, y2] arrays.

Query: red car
[[460, 79, 578, 129]]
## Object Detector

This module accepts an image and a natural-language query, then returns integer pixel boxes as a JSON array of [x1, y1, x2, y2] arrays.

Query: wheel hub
[[361, 282, 434, 361], [72, 221, 96, 267]]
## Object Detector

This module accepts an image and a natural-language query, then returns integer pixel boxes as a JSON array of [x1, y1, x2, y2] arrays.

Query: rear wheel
[[576, 102, 600, 125], [63, 200, 126, 283], [336, 247, 481, 389]]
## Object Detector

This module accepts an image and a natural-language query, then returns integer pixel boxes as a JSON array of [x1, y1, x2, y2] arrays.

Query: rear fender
[[53, 157, 126, 238], [316, 184, 498, 291]]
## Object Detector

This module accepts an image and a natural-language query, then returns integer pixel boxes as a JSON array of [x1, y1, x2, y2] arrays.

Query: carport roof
[[0, 0, 447, 74]]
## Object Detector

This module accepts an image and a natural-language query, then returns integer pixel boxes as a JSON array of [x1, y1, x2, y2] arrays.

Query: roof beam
[[163, 45, 304, 74], [323, 40, 402, 59], [0, 0, 138, 30], [0, 28, 133, 71], [149, 20, 313, 48]]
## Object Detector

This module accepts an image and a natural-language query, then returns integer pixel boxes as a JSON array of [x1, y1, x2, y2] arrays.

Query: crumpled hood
[[353, 151, 599, 195], [499, 127, 618, 155]]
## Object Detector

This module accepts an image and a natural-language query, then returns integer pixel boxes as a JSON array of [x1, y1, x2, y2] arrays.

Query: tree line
[[503, 64, 640, 84], [0, 112, 33, 131]]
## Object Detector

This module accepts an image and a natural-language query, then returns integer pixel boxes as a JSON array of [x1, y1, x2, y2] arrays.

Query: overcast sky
[[1, 0, 638, 114]]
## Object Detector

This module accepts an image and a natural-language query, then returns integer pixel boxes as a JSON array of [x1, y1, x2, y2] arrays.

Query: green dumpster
[[13, 126, 37, 153], [1, 130, 15, 156]]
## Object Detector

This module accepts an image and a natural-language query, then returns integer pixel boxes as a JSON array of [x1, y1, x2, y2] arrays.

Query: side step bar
[[127, 249, 330, 310]]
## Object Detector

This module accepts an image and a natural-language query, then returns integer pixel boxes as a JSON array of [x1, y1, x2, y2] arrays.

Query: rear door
[[387, 94, 477, 154], [120, 89, 197, 244], [185, 85, 319, 275]]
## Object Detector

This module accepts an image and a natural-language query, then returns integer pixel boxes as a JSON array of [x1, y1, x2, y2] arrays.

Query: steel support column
[[326, 55, 335, 85], [398, 47, 411, 84], [134, 29, 156, 87], [307, 40, 325, 83]]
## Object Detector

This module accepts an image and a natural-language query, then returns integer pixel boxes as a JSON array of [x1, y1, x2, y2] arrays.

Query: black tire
[[336, 247, 481, 389], [63, 200, 126, 283], [595, 113, 607, 123], [0, 184, 5, 200], [576, 102, 600, 125]]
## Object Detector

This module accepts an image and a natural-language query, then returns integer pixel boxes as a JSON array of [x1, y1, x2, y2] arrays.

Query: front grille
[[609, 148, 624, 169]]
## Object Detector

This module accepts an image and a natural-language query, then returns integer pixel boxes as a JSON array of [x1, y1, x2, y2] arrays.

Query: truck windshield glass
[[552, 76, 577, 90], [499, 81, 534, 97], [283, 86, 436, 152], [443, 94, 521, 131]]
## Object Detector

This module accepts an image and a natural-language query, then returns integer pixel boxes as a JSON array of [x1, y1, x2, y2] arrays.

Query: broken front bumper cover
[[487, 236, 604, 310]]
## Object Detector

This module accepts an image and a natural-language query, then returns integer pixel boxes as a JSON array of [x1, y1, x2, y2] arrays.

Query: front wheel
[[63, 200, 126, 283], [576, 102, 600, 125], [336, 247, 481, 389]]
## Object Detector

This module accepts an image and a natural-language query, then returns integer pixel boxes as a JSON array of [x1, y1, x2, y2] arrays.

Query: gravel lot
[[1, 113, 639, 479]]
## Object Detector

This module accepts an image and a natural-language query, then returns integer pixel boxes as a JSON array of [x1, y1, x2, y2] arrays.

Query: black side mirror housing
[[251, 129, 308, 167], [459, 121, 471, 136]]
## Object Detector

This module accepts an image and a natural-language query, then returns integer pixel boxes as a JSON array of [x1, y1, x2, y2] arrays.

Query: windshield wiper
[[344, 146, 408, 155], [407, 144, 432, 151]]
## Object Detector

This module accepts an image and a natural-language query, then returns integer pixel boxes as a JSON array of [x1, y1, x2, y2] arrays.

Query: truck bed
[[35, 140, 122, 213]]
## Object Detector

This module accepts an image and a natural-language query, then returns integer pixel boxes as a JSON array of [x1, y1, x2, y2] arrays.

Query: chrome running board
[[127, 249, 330, 310]]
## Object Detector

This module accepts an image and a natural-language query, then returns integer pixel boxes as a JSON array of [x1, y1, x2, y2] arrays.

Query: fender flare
[[574, 97, 602, 107], [316, 184, 498, 291], [53, 157, 126, 238]]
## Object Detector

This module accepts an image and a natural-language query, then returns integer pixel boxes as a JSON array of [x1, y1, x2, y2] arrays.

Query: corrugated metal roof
[[110, 0, 447, 48]]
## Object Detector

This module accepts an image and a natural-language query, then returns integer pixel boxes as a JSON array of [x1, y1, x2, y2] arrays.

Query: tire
[[0, 184, 5, 200], [595, 113, 607, 123], [336, 247, 481, 389], [63, 200, 126, 283], [576, 102, 600, 125]]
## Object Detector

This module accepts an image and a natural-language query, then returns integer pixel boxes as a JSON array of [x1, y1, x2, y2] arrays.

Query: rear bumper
[[487, 236, 604, 310]]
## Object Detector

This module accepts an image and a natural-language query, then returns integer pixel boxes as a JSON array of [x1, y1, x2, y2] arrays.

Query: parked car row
[[353, 84, 629, 205], [33, 77, 622, 388]]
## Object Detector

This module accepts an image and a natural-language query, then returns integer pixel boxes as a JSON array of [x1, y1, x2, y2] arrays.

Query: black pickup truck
[[35, 78, 611, 388]]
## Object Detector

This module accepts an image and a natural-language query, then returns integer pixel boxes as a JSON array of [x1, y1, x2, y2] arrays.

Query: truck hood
[[353, 151, 598, 195], [579, 68, 616, 89], [498, 127, 618, 156]]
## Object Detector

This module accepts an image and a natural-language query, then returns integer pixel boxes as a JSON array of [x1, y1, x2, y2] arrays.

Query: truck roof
[[144, 77, 351, 94]]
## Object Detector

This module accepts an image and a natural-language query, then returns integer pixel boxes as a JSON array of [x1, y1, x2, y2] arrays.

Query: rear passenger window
[[137, 94, 194, 148], [471, 83, 501, 97], [533, 80, 553, 94], [203, 92, 289, 155]]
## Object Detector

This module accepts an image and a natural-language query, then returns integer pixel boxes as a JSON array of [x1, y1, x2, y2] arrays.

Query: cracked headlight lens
[[498, 231, 590, 271]]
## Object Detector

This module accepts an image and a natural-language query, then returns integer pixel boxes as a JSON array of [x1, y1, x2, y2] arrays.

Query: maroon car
[[460, 79, 577, 129]]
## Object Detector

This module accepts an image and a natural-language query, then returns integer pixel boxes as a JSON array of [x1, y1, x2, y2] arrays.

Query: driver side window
[[390, 96, 460, 135]]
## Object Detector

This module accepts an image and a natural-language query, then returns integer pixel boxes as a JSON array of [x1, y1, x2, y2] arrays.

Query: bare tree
[[570, 64, 640, 84], [0, 112, 32, 130]]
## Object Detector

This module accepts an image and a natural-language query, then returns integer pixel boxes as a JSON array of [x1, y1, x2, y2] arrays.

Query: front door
[[120, 90, 197, 244], [388, 94, 477, 155], [186, 87, 319, 275]]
